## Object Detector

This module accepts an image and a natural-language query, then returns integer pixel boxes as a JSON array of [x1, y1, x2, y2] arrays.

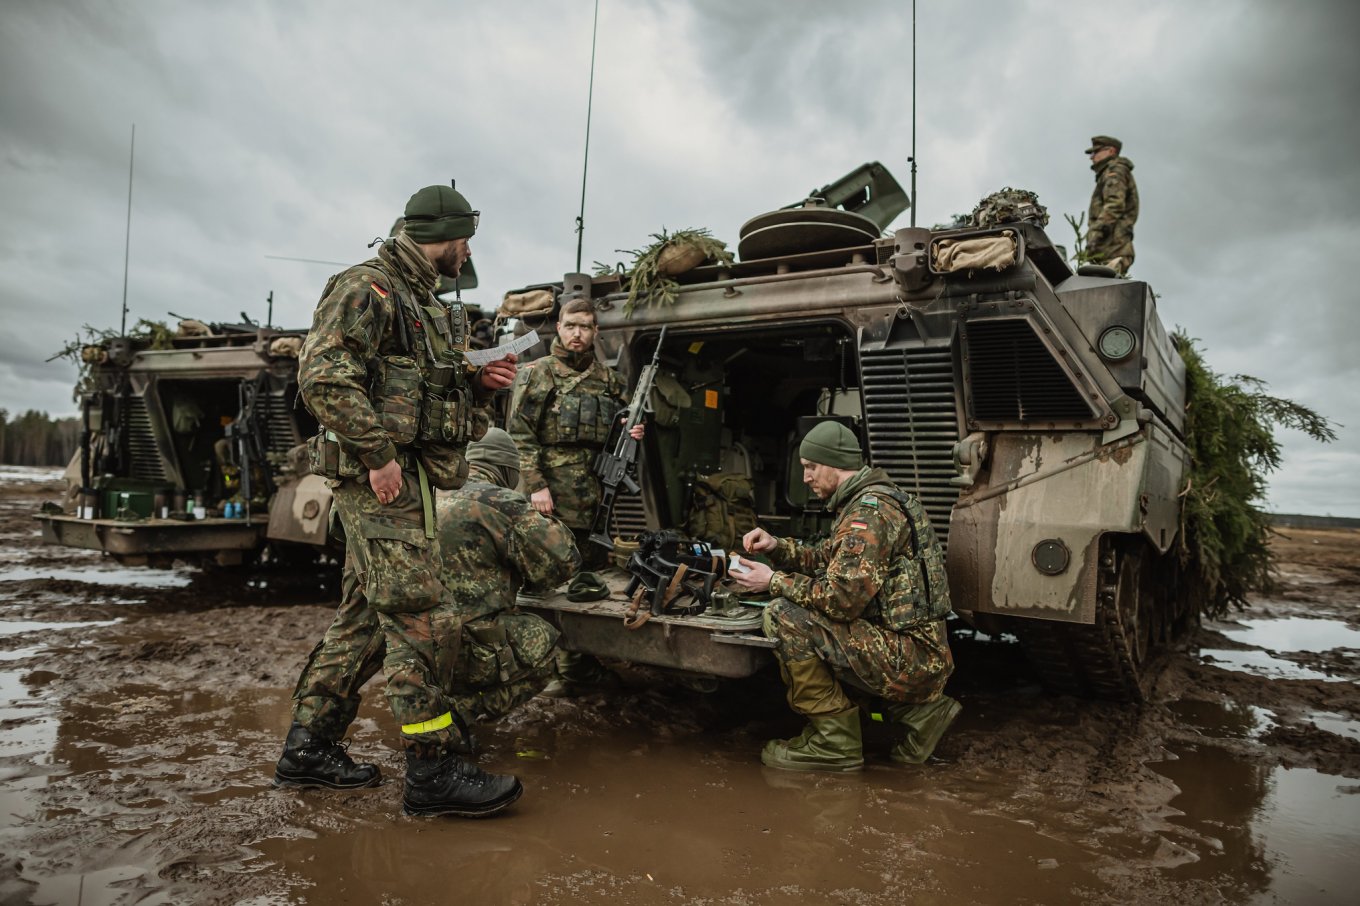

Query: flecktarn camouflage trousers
[[764, 598, 953, 704]]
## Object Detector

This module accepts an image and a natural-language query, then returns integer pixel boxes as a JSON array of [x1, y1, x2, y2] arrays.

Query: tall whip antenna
[[909, 0, 917, 227], [575, 0, 601, 272], [121, 124, 136, 335]]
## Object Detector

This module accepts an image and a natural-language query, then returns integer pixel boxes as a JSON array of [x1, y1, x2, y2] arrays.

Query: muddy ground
[[0, 467, 1357, 906]]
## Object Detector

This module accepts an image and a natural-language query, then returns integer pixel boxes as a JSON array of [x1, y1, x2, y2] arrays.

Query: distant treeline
[[0, 409, 80, 467]]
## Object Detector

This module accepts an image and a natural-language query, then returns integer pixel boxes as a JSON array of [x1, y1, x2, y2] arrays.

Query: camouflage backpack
[[684, 472, 758, 551], [971, 187, 1049, 229]]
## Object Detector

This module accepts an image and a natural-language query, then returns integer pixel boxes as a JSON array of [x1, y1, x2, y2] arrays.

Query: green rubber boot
[[761, 709, 864, 773], [761, 657, 863, 772], [885, 695, 961, 764]]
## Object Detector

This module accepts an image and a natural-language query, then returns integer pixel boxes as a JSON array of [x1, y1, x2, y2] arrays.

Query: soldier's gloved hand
[[743, 527, 777, 554], [475, 354, 519, 393], [370, 460, 403, 506], [530, 487, 554, 515]]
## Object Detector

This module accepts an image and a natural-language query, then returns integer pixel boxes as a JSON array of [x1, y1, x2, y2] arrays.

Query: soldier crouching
[[730, 421, 960, 771]]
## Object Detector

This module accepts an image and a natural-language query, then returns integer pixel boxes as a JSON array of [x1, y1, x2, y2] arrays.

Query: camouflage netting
[[49, 319, 176, 395], [971, 188, 1049, 229], [598, 228, 735, 317], [1173, 332, 1335, 619]]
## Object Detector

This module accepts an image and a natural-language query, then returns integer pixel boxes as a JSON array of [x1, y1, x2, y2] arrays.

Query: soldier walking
[[1084, 135, 1139, 275], [275, 184, 522, 818], [730, 421, 959, 772]]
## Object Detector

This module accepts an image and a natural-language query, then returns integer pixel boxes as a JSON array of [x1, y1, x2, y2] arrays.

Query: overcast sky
[[1, 0, 1356, 515]]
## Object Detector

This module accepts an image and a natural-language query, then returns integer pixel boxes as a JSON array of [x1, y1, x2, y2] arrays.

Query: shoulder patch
[[849, 520, 869, 531], [370, 281, 389, 299], [859, 494, 879, 508]]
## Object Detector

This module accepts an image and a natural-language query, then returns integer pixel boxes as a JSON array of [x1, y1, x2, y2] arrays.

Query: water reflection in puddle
[[1221, 617, 1360, 653], [1198, 648, 1347, 682], [0, 467, 63, 484], [0, 619, 120, 637], [1168, 698, 1274, 740], [1152, 743, 1360, 905], [1200, 616, 1360, 681], [1308, 712, 1360, 742], [0, 565, 193, 589]]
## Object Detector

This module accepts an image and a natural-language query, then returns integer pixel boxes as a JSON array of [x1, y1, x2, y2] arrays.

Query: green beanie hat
[[466, 427, 521, 489], [799, 421, 863, 470], [403, 185, 478, 243]]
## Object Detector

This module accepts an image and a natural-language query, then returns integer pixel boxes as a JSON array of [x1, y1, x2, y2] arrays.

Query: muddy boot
[[761, 657, 863, 772], [761, 709, 864, 773], [273, 722, 381, 790], [885, 695, 961, 764], [540, 650, 620, 698], [402, 747, 523, 818]]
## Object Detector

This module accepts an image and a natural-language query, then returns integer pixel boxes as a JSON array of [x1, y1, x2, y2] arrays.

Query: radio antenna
[[120, 124, 135, 335], [909, 0, 918, 227], [574, 0, 601, 272]]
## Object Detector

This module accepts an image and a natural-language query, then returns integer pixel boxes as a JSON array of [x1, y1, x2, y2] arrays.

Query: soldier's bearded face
[[801, 459, 842, 500], [434, 239, 471, 278], [557, 317, 597, 352]]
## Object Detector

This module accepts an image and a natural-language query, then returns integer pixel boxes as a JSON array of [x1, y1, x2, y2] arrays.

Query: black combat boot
[[403, 747, 523, 818], [273, 722, 382, 790]]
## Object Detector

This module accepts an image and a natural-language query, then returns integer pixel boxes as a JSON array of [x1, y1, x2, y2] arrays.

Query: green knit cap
[[403, 185, 478, 243], [799, 421, 863, 470], [466, 427, 521, 489]]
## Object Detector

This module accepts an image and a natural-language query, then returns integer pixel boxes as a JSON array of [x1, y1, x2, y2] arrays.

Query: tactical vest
[[306, 261, 484, 484], [537, 357, 623, 446], [855, 482, 951, 632]]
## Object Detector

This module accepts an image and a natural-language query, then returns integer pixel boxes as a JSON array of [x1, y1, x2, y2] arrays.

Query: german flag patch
[[370, 281, 389, 298], [850, 520, 869, 531]]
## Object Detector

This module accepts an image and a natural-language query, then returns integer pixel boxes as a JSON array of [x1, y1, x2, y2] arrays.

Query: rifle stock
[[588, 326, 667, 550]]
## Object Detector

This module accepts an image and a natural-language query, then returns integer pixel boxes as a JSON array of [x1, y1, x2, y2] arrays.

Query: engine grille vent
[[964, 319, 1093, 422], [860, 346, 961, 547], [124, 396, 168, 482]]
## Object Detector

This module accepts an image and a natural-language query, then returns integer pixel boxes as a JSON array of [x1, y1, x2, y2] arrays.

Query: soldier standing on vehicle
[[432, 428, 580, 747], [730, 421, 959, 772], [275, 184, 523, 818], [1084, 135, 1139, 275], [507, 298, 643, 697]]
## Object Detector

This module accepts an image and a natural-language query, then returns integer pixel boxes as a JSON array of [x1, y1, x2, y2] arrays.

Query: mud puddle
[[0, 562, 194, 590], [1, 477, 1358, 904], [1151, 743, 1359, 905]]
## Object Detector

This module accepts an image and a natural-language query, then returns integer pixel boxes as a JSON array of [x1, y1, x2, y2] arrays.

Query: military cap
[[799, 421, 863, 470], [403, 184, 478, 243], [1085, 135, 1122, 154]]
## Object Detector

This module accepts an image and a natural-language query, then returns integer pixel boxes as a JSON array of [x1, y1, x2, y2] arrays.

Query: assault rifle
[[588, 326, 667, 550]]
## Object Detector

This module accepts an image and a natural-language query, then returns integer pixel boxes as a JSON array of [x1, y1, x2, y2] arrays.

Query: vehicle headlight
[[1098, 325, 1137, 362]]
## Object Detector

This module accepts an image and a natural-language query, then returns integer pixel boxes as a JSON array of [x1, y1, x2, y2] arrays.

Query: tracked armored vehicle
[[37, 322, 333, 567], [515, 163, 1191, 701], [38, 293, 496, 568]]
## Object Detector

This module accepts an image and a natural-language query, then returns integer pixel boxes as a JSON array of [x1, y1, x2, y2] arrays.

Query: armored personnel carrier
[[38, 295, 495, 569], [37, 321, 333, 567], [513, 163, 1191, 701]]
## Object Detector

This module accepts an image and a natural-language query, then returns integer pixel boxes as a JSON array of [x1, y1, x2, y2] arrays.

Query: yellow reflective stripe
[[401, 711, 453, 735]]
